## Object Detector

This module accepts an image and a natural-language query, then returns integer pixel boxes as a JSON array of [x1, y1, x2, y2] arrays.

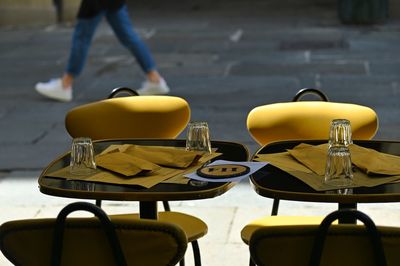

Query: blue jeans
[[66, 5, 156, 77]]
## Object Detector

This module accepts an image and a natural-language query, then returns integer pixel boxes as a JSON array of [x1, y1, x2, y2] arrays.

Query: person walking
[[35, 0, 169, 102]]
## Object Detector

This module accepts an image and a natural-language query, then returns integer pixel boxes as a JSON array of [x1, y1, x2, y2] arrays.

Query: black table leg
[[271, 198, 280, 215], [139, 201, 158, 219], [338, 203, 357, 223]]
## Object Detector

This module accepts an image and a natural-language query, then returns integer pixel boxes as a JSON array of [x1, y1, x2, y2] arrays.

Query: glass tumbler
[[324, 146, 353, 187], [328, 119, 353, 147], [185, 121, 212, 153], [70, 137, 97, 175], [186, 121, 211, 187]]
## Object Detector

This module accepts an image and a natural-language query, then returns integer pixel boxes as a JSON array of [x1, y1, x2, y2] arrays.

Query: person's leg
[[64, 14, 104, 87], [106, 5, 169, 94], [35, 14, 103, 102]]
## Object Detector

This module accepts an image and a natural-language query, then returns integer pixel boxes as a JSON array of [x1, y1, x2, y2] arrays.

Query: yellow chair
[[65, 88, 206, 265], [0, 202, 187, 266], [248, 209, 400, 266], [242, 88, 379, 264]]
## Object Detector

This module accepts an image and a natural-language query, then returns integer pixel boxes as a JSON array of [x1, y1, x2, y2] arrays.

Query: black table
[[39, 139, 248, 219], [250, 140, 400, 223]]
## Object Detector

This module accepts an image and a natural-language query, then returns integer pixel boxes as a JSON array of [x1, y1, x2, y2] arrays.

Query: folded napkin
[[287, 143, 328, 176], [95, 152, 160, 176], [350, 144, 400, 175], [100, 144, 204, 168], [123, 145, 204, 168], [287, 143, 400, 176], [255, 151, 313, 174]]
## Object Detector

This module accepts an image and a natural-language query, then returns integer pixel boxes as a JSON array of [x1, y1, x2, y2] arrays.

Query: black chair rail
[[309, 209, 387, 266], [51, 202, 127, 266], [292, 88, 329, 102]]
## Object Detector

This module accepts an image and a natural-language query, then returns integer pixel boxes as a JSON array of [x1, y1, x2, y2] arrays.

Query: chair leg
[[191, 240, 202, 266], [249, 258, 256, 266], [271, 198, 280, 215], [163, 200, 171, 211]]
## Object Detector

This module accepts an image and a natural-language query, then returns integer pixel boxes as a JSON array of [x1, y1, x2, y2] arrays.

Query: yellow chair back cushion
[[250, 225, 400, 266], [247, 101, 378, 146], [65, 96, 190, 140], [0, 217, 187, 266]]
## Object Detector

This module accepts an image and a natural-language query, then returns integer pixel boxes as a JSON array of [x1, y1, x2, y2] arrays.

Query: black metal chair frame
[[51, 202, 127, 266], [310, 209, 387, 266]]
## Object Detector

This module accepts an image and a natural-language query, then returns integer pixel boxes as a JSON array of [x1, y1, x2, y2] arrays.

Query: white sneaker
[[137, 78, 170, 95], [35, 78, 72, 102]]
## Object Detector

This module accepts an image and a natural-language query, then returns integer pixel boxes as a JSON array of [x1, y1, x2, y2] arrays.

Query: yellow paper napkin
[[123, 145, 204, 168], [287, 143, 400, 176], [287, 143, 328, 175], [99, 144, 207, 168], [95, 152, 160, 176], [350, 145, 400, 175], [255, 148, 400, 191]]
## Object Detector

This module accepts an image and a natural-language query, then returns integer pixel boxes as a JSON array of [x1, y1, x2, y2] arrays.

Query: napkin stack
[[255, 143, 400, 191], [47, 144, 221, 188]]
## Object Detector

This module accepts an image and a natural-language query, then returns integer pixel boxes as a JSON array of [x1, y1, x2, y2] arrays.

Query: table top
[[250, 140, 400, 204], [38, 139, 249, 202]]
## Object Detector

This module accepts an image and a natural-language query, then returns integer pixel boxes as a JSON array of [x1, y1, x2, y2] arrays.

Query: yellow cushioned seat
[[65, 95, 190, 140], [111, 211, 207, 242], [241, 215, 326, 244], [247, 101, 378, 146]]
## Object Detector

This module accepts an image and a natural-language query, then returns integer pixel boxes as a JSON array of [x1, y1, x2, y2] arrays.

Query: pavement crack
[[224, 207, 238, 243], [32, 123, 57, 144], [32, 131, 48, 144]]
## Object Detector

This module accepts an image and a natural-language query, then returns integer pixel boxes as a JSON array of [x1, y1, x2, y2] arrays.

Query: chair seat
[[241, 216, 325, 244], [111, 211, 208, 242]]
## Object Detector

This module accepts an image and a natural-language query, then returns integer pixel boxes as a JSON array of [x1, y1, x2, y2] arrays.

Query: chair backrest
[[65, 95, 191, 140], [249, 210, 400, 266], [246, 89, 378, 146], [0, 202, 187, 266]]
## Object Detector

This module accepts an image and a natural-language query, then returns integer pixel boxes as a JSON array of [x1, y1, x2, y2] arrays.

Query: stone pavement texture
[[1, 0, 400, 265]]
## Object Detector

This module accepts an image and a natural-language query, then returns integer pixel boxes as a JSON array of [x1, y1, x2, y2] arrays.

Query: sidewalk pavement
[[1, 1, 400, 265]]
